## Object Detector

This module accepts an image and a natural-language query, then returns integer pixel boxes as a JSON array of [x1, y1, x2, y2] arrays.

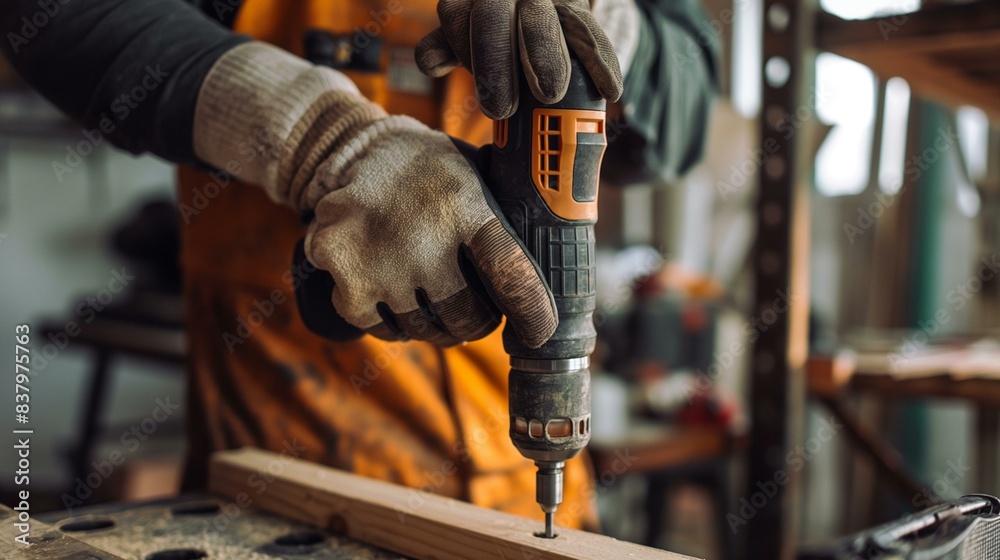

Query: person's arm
[[0, 0, 249, 163], [602, 0, 720, 184]]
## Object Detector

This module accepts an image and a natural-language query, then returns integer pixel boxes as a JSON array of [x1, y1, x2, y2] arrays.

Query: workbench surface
[[31, 494, 407, 559]]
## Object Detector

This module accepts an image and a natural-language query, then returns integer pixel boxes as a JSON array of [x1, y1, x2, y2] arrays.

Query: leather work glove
[[415, 0, 624, 119], [193, 42, 557, 348]]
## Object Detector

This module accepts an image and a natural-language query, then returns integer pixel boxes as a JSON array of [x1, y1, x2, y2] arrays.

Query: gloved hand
[[415, 0, 624, 119], [193, 42, 557, 347]]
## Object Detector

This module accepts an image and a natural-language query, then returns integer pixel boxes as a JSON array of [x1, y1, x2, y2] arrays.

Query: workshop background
[[1, 0, 998, 559]]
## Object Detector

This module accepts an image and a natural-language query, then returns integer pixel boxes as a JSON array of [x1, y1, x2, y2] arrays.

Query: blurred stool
[[41, 289, 186, 493], [588, 424, 744, 559], [41, 197, 186, 494]]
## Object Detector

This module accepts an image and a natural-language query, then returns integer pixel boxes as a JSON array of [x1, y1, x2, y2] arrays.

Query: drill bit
[[535, 460, 564, 538]]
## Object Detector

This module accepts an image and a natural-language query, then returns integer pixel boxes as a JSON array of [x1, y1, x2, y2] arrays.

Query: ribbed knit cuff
[[192, 41, 386, 209], [592, 0, 640, 77]]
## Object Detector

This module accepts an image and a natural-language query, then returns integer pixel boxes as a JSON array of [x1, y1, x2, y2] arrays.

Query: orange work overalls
[[177, 0, 597, 530]]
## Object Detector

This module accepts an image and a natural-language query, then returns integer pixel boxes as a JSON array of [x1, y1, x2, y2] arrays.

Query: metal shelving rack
[[748, 1, 999, 558]]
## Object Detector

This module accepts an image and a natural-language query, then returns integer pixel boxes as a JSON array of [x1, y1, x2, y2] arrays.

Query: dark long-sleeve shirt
[[0, 0, 717, 181]]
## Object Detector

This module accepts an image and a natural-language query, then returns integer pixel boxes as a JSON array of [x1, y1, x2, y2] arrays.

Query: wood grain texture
[[0, 503, 124, 559], [209, 448, 698, 560]]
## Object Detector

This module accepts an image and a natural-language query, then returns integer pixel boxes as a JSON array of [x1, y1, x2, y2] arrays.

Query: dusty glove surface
[[193, 42, 556, 348], [415, 0, 623, 119], [305, 118, 557, 347]]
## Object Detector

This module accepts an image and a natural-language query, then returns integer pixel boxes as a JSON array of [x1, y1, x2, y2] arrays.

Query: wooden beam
[[815, 396, 934, 505], [815, 2, 1000, 121], [816, 2, 1000, 53], [209, 448, 696, 560], [0, 503, 124, 559]]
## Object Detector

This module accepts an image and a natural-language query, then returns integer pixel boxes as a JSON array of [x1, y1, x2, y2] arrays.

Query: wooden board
[[0, 503, 124, 559], [209, 448, 697, 560]]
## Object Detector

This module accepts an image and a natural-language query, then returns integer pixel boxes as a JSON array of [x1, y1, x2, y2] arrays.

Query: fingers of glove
[[432, 284, 502, 342], [416, 27, 462, 77], [554, 0, 624, 102], [366, 302, 465, 347], [437, 0, 474, 70], [361, 290, 499, 346], [517, 0, 571, 104], [469, 0, 518, 120], [464, 218, 557, 349]]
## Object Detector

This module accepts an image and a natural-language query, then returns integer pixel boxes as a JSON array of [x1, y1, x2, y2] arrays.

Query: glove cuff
[[193, 41, 387, 209], [591, 0, 640, 77]]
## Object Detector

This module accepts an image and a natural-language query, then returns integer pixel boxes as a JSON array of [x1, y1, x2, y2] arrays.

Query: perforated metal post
[[746, 1, 815, 558]]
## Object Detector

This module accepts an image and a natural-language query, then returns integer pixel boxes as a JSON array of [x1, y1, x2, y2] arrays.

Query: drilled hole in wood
[[170, 502, 220, 516], [60, 519, 115, 533], [145, 549, 207, 560], [274, 532, 325, 547]]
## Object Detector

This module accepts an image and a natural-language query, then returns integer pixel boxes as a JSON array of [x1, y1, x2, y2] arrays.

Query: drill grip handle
[[488, 59, 606, 359]]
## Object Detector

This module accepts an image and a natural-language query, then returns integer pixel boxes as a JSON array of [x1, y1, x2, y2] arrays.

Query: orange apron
[[178, 0, 597, 530]]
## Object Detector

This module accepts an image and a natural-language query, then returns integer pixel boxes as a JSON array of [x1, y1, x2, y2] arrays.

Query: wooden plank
[[816, 2, 1000, 53], [806, 353, 858, 396], [0, 503, 125, 559], [209, 448, 696, 560]]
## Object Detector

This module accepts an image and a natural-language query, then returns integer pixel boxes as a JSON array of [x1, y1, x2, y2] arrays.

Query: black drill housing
[[488, 59, 605, 462]]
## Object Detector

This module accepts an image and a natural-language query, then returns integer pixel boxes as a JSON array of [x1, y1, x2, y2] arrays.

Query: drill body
[[488, 59, 606, 537]]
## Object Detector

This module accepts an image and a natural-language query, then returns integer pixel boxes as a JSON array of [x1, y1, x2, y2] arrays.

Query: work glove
[[193, 42, 557, 348], [415, 0, 625, 119]]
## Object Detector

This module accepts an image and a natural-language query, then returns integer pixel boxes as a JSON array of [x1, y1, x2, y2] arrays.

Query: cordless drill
[[293, 57, 605, 540], [489, 59, 605, 538]]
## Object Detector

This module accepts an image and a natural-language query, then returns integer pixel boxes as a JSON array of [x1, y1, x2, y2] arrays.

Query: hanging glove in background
[[415, 0, 627, 119], [193, 42, 557, 348]]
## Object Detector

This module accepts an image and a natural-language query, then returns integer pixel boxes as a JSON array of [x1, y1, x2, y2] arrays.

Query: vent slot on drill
[[513, 416, 590, 440], [537, 114, 562, 191], [546, 418, 573, 438]]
